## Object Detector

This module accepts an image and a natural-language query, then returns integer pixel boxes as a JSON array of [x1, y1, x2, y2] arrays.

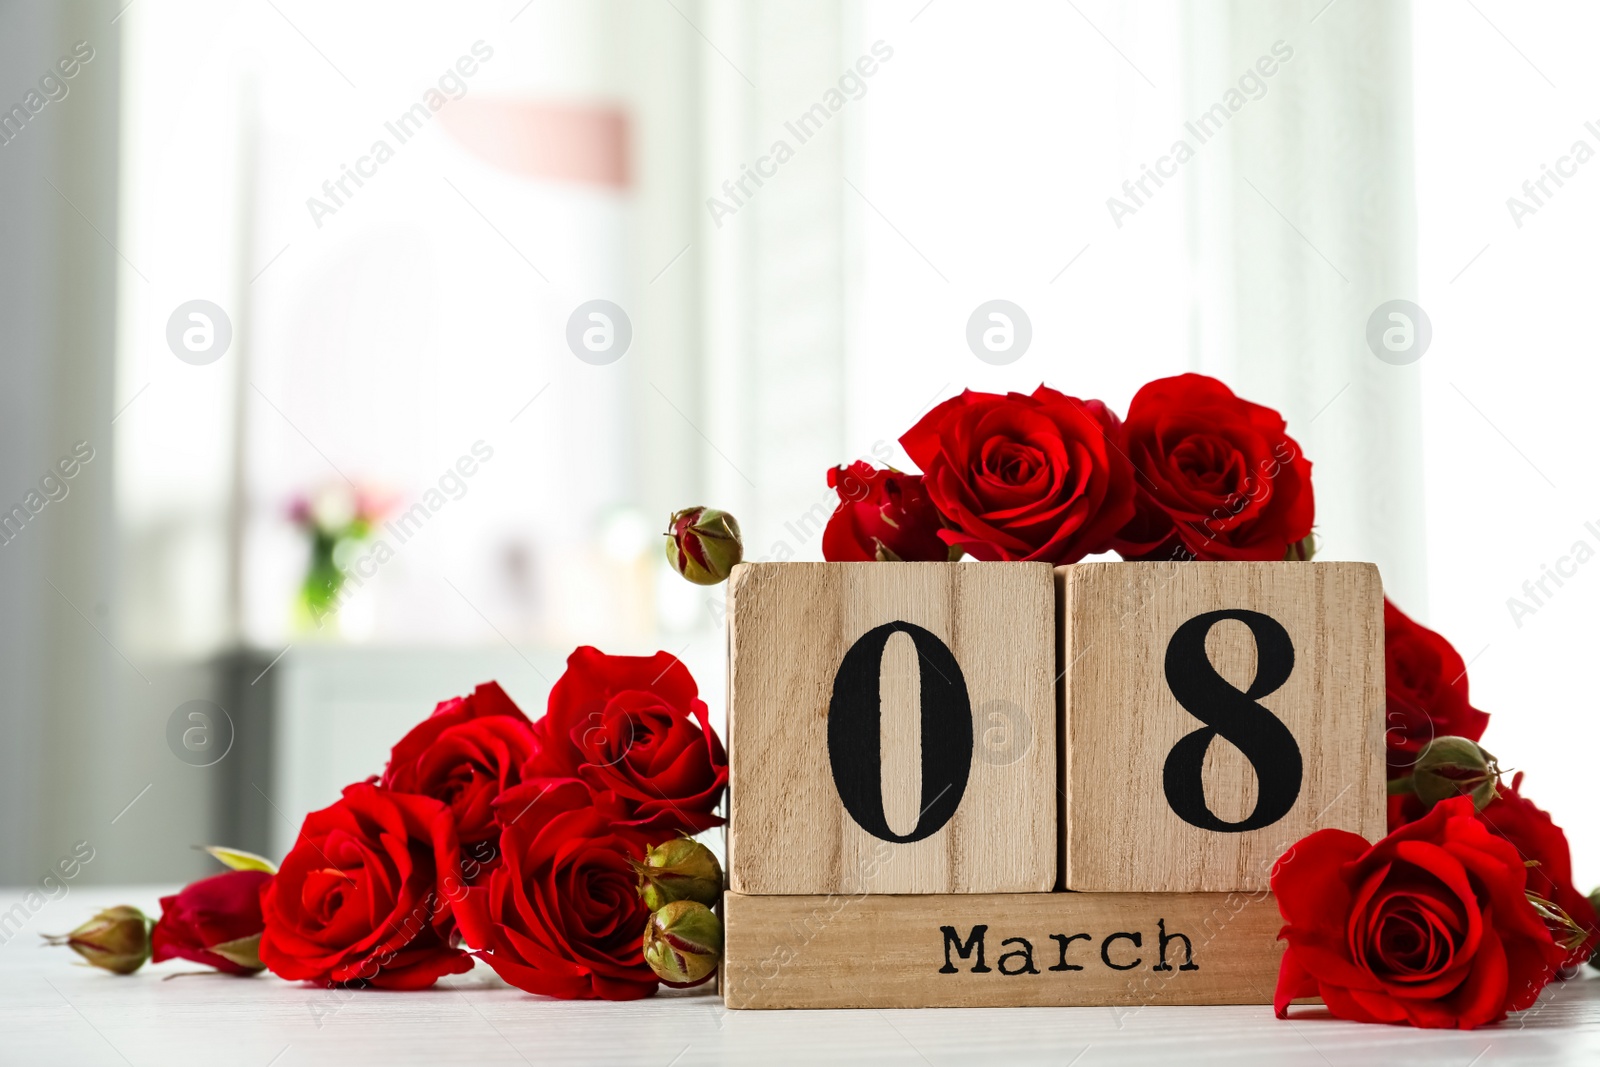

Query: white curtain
[[0, 0, 126, 884], [1186, 0, 1426, 609], [699, 0, 849, 567]]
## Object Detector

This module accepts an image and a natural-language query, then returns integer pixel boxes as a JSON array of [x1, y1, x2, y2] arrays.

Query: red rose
[[380, 681, 535, 875], [899, 385, 1136, 563], [1109, 488, 1192, 563], [1479, 773, 1599, 967], [1387, 791, 1427, 832], [1383, 599, 1490, 775], [260, 783, 472, 989], [1273, 796, 1568, 1029], [456, 779, 660, 1000], [525, 647, 727, 835], [1114, 373, 1314, 561], [151, 869, 272, 975], [821, 462, 950, 562]]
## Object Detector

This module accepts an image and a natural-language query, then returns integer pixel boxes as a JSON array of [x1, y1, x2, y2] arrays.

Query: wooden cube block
[[727, 562, 1055, 895], [721, 890, 1286, 1009], [1058, 561, 1384, 893]]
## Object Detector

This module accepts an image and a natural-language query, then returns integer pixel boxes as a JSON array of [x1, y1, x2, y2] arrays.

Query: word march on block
[[721, 558, 1385, 1009], [721, 891, 1285, 1009], [726, 561, 1057, 895]]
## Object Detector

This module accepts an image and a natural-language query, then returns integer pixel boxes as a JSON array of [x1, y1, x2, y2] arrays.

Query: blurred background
[[0, 0, 1594, 896]]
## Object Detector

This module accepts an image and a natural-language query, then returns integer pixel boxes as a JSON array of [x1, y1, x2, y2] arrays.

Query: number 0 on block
[[727, 562, 1056, 895]]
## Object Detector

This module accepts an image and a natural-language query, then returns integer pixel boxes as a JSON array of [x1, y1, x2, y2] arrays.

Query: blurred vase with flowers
[[288, 484, 391, 633]]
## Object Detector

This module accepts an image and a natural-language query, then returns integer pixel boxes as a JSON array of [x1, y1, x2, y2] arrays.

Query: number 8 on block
[[1057, 561, 1385, 893], [727, 562, 1057, 895]]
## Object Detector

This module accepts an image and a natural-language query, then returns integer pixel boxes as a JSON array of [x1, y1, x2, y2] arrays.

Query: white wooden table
[[3, 887, 1596, 1066]]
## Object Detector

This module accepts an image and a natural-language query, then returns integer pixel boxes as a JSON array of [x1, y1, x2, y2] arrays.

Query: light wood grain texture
[[722, 890, 1286, 1009], [1058, 561, 1385, 893], [727, 562, 1055, 895]]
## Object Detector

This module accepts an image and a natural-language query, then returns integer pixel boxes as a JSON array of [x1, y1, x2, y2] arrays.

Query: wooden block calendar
[[721, 559, 1384, 1009]]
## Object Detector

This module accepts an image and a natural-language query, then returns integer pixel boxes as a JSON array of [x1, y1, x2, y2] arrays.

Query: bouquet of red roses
[[51, 649, 729, 1000], [820, 374, 1315, 566], [1270, 600, 1597, 1029]]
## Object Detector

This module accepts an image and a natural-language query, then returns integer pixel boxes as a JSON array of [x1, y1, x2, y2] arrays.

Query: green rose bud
[[1285, 533, 1317, 561], [1411, 736, 1501, 811], [665, 507, 742, 586], [43, 906, 152, 975], [633, 837, 723, 912], [1526, 891, 1590, 956], [642, 900, 722, 986]]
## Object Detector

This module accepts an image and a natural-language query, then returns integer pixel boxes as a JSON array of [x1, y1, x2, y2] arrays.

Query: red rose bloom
[[260, 783, 472, 989], [380, 681, 535, 875], [821, 462, 950, 562], [1114, 373, 1314, 562], [1387, 791, 1427, 832], [1383, 599, 1490, 775], [525, 647, 727, 835], [1273, 796, 1568, 1029], [1110, 488, 1192, 563], [151, 869, 272, 975], [455, 779, 660, 1000], [899, 385, 1136, 563], [1479, 773, 1599, 967]]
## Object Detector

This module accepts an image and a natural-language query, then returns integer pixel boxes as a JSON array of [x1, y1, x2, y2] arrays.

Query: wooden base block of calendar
[[721, 890, 1287, 1009]]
